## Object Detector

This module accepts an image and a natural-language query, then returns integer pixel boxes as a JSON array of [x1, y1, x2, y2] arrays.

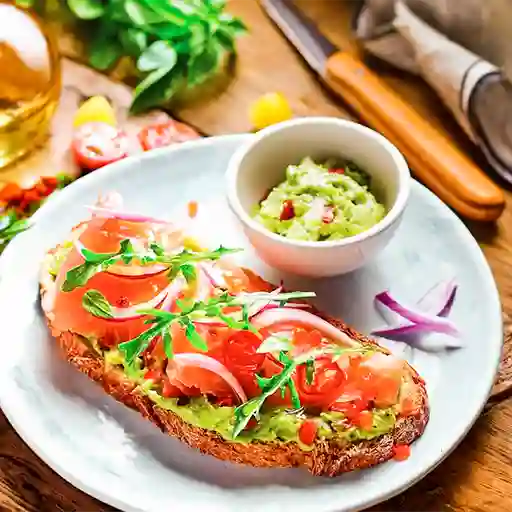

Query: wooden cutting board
[[3, 57, 511, 402]]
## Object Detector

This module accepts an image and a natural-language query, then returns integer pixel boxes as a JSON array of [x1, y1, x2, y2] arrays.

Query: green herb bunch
[[17, 0, 247, 113]]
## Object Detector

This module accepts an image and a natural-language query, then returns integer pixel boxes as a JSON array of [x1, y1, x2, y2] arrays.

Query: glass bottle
[[0, 1, 61, 169]]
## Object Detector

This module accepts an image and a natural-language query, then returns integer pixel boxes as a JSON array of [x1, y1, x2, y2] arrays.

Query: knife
[[261, 0, 505, 221]]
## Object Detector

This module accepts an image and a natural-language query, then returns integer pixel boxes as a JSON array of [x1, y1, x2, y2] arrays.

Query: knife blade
[[261, 0, 505, 221]]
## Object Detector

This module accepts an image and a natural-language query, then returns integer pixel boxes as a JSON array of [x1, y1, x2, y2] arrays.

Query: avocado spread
[[49, 242, 397, 451], [254, 157, 386, 241], [105, 347, 396, 449]]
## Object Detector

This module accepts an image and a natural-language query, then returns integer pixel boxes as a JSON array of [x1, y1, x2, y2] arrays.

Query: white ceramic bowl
[[226, 117, 411, 277]]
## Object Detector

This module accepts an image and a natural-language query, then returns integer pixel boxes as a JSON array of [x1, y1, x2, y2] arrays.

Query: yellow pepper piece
[[249, 92, 293, 130], [73, 96, 117, 128]]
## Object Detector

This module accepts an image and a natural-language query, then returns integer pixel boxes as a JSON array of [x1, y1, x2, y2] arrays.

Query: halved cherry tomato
[[138, 120, 200, 151], [392, 444, 411, 461], [223, 331, 265, 374], [296, 357, 346, 407], [298, 419, 318, 445], [329, 168, 345, 174], [280, 199, 295, 220], [72, 122, 130, 170]]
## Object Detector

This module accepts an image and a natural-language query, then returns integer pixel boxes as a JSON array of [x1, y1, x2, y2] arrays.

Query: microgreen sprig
[[61, 239, 240, 292], [113, 290, 315, 366]]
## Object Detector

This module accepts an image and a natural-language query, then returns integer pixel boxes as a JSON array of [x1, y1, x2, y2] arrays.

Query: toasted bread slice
[[40, 244, 429, 477]]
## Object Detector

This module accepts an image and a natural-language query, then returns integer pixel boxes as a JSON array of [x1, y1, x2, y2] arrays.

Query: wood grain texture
[[1, 0, 512, 511]]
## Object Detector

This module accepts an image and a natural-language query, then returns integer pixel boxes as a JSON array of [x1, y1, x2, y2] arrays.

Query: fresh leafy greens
[[116, 290, 314, 366], [233, 354, 301, 438], [61, 239, 240, 292], [16, 0, 247, 113]]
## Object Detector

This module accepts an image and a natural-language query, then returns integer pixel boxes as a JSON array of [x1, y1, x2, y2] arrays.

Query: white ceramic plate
[[0, 135, 502, 512]]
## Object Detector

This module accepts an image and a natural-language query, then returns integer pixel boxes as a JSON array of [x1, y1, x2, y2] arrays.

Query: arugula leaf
[[233, 356, 299, 438], [180, 263, 196, 283], [67, 0, 105, 20], [82, 290, 113, 319], [162, 328, 174, 359], [180, 318, 208, 351]]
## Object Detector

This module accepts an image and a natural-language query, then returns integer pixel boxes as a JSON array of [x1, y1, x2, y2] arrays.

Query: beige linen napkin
[[354, 0, 512, 184]]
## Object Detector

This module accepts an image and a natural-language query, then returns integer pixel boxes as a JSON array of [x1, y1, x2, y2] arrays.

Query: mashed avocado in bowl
[[253, 157, 386, 242]]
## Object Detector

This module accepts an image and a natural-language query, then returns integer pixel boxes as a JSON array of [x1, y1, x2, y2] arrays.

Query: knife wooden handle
[[325, 52, 505, 221]]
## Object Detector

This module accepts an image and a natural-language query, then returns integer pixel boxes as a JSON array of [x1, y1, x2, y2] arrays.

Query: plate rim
[[0, 133, 503, 512]]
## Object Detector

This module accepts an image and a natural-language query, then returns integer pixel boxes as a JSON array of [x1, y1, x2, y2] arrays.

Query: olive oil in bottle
[[0, 1, 61, 169]]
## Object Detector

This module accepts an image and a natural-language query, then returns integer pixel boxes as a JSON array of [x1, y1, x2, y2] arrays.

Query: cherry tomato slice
[[296, 357, 346, 407], [138, 120, 200, 151], [223, 331, 265, 374], [298, 419, 318, 445], [72, 122, 130, 170]]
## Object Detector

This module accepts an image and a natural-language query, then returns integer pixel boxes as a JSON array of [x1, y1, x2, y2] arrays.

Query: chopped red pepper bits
[[298, 419, 318, 445], [392, 444, 411, 461], [329, 168, 345, 174], [0, 175, 72, 217], [280, 199, 295, 220]]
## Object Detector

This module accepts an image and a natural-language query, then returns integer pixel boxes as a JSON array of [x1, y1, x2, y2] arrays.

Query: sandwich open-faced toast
[[39, 197, 429, 476]]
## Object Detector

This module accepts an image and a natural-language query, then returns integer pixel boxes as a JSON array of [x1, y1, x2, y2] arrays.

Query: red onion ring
[[85, 205, 172, 225], [167, 353, 247, 403]]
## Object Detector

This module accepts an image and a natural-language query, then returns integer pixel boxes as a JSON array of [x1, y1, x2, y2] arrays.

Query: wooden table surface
[[3, 1, 512, 511]]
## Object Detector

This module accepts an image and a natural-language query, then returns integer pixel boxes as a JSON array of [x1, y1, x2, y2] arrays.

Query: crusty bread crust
[[41, 265, 429, 476]]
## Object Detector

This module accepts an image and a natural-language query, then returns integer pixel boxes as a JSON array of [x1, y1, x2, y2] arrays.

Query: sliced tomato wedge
[[138, 120, 200, 151], [71, 122, 130, 170], [296, 357, 346, 407]]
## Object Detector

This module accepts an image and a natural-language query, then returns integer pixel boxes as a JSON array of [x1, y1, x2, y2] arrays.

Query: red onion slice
[[416, 279, 458, 317], [374, 291, 459, 337], [168, 354, 247, 403], [94, 191, 124, 211], [251, 308, 359, 347], [199, 262, 227, 289], [85, 205, 171, 225]]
